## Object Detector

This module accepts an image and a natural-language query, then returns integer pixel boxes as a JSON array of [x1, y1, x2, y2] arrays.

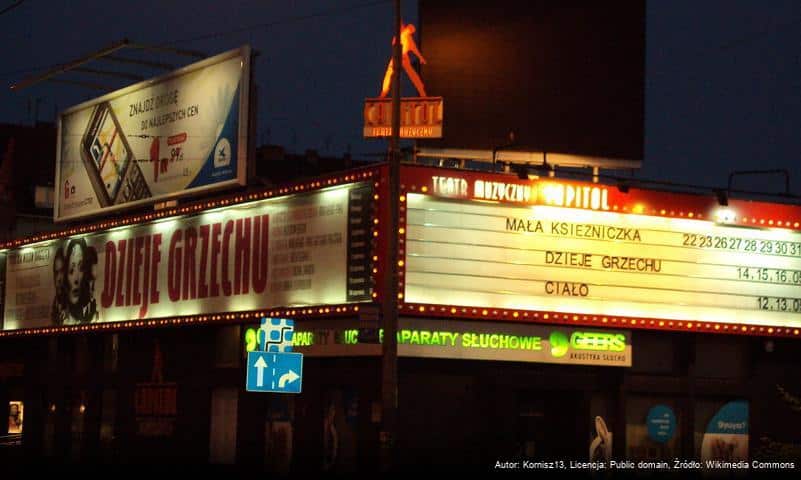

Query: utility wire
[[0, 0, 25, 16], [0, 0, 392, 80]]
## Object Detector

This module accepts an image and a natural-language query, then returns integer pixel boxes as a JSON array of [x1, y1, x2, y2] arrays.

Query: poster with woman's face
[[8, 401, 23, 434], [51, 238, 100, 326]]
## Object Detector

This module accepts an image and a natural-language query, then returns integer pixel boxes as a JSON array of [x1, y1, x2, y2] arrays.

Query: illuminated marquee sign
[[403, 168, 801, 332], [244, 319, 631, 366], [363, 21, 443, 139], [363, 97, 444, 139], [2, 182, 373, 331], [431, 174, 612, 210]]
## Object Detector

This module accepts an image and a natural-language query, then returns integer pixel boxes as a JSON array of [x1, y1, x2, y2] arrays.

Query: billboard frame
[[54, 45, 252, 223]]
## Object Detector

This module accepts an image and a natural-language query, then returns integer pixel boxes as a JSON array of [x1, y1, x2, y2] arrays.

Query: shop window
[[625, 396, 682, 461], [7, 400, 23, 437], [209, 387, 238, 464], [215, 325, 241, 368], [694, 399, 748, 462], [589, 393, 615, 461]]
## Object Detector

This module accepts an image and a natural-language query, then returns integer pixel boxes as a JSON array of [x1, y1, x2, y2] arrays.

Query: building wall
[[3, 324, 801, 471]]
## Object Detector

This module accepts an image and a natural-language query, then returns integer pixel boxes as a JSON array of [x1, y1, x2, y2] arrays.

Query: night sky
[[1, 0, 800, 195]]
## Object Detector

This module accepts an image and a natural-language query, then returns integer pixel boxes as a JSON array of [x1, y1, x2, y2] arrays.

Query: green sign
[[244, 320, 632, 367]]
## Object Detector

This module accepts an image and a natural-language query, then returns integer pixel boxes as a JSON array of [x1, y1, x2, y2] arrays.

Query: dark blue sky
[[1, 1, 800, 194]]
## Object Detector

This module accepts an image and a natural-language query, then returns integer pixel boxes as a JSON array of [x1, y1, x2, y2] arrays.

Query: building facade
[[2, 164, 801, 472]]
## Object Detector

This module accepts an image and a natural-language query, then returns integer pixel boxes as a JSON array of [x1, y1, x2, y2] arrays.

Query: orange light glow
[[380, 23, 427, 98]]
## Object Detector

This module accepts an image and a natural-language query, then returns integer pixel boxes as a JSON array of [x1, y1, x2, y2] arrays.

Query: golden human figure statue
[[380, 23, 427, 98]]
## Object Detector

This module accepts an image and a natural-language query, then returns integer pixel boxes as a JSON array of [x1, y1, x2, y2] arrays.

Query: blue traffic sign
[[246, 351, 303, 394]]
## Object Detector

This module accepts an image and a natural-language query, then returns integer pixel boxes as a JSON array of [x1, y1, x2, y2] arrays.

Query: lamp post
[[380, 0, 402, 472]]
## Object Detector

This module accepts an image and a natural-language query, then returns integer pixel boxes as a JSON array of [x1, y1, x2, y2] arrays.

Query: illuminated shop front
[[2, 164, 801, 470]]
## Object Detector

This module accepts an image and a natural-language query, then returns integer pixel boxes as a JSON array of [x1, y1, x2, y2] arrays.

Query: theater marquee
[[402, 168, 801, 331], [2, 182, 373, 331]]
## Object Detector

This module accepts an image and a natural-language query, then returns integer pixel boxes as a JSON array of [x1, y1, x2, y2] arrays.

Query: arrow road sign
[[254, 355, 268, 387], [246, 351, 303, 394], [278, 370, 300, 388]]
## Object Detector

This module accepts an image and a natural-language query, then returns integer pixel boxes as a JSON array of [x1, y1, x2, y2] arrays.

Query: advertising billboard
[[402, 167, 801, 332], [3, 182, 372, 331], [55, 46, 251, 222]]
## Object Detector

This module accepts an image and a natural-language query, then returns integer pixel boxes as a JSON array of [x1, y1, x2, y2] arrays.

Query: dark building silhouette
[[419, 0, 645, 161]]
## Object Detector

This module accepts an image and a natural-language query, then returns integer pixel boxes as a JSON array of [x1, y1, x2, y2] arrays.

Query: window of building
[[694, 398, 748, 462], [625, 396, 682, 461], [7, 400, 23, 436]]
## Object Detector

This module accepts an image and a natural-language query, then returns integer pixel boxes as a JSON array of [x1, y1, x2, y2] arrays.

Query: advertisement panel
[[55, 46, 251, 222], [403, 168, 801, 331], [3, 183, 371, 331], [245, 319, 632, 367], [700, 401, 748, 462]]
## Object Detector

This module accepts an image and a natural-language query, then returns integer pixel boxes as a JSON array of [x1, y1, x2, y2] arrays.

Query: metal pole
[[381, 0, 402, 472]]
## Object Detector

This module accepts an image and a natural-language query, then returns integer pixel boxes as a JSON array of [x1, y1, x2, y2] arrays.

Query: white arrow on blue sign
[[246, 351, 303, 394]]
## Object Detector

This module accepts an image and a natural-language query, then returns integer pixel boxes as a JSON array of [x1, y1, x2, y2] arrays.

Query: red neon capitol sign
[[431, 175, 612, 211]]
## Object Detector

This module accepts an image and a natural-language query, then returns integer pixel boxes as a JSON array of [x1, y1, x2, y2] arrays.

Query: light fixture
[[714, 208, 737, 224]]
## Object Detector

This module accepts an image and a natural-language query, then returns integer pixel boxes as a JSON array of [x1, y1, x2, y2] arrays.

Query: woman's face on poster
[[54, 256, 64, 290], [68, 246, 84, 305]]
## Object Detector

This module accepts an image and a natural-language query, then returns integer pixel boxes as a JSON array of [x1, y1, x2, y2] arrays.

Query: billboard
[[3, 182, 373, 331], [55, 46, 251, 222], [402, 167, 801, 332]]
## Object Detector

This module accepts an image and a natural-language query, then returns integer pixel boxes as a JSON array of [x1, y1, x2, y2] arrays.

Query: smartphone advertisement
[[55, 46, 250, 222]]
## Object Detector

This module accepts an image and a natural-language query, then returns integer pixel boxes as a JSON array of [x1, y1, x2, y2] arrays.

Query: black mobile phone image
[[81, 102, 151, 207]]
